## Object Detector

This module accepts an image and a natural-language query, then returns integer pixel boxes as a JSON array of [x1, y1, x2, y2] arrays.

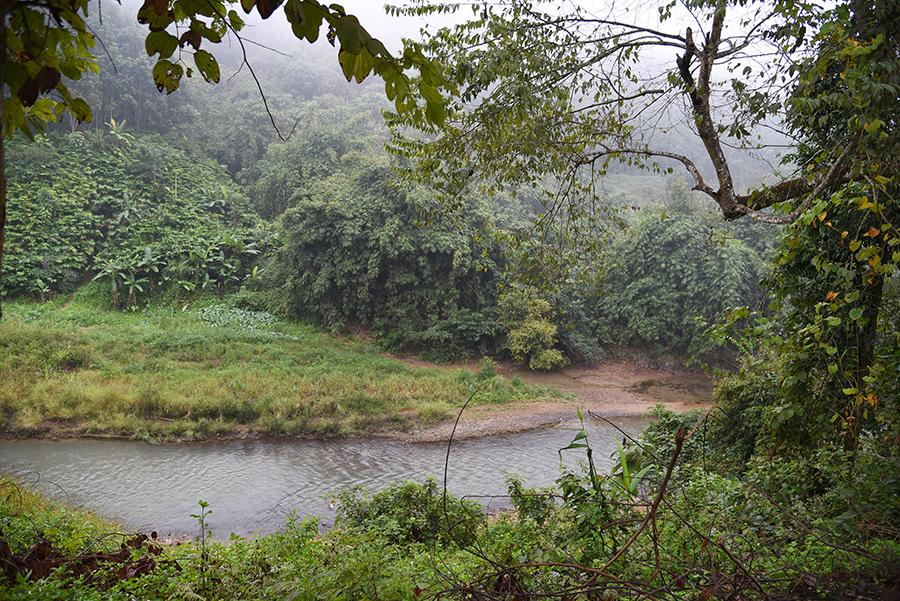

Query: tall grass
[[0, 297, 547, 441]]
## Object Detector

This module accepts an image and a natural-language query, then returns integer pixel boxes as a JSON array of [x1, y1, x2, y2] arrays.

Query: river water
[[1, 416, 647, 539]]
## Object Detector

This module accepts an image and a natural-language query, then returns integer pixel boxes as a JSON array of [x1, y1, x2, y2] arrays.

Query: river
[[1, 416, 647, 539]]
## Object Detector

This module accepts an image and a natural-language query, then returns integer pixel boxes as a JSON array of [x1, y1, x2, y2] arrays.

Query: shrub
[[505, 473, 556, 525], [330, 477, 483, 547], [277, 154, 503, 356], [500, 283, 569, 370]]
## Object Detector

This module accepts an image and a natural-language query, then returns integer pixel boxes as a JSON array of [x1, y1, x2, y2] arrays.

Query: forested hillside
[[1, 2, 773, 368]]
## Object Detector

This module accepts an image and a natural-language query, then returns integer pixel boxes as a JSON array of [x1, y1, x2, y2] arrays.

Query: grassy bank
[[0, 294, 551, 442]]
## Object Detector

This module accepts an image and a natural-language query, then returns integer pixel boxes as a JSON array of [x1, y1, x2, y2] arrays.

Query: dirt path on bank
[[387, 360, 717, 443]]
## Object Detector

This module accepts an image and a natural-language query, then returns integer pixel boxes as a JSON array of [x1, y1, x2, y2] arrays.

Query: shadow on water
[[1, 416, 647, 539]]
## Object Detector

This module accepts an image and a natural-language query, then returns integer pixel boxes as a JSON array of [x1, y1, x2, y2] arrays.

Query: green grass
[[0, 297, 546, 441]]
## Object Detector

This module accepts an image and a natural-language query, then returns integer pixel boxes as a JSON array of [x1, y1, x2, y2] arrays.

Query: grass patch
[[0, 298, 546, 441]]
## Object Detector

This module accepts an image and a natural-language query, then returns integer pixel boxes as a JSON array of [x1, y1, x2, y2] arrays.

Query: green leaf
[[152, 59, 184, 94], [863, 119, 885, 133], [332, 15, 367, 55], [339, 47, 376, 83], [284, 0, 326, 42], [193, 50, 220, 83], [145, 30, 179, 59], [68, 97, 92, 122]]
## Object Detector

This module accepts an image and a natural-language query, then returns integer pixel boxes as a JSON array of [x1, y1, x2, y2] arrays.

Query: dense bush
[[592, 199, 768, 359], [330, 478, 483, 547], [277, 154, 504, 358], [4, 132, 267, 307]]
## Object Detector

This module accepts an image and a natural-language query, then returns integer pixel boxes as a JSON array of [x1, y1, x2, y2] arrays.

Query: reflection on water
[[0, 417, 647, 539]]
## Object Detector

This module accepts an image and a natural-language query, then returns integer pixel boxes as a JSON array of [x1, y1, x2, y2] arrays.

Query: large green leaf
[[193, 50, 220, 83], [145, 30, 179, 58], [284, 0, 327, 43], [152, 59, 184, 93]]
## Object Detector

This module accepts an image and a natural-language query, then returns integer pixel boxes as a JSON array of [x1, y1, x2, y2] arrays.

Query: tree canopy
[[388, 0, 897, 223]]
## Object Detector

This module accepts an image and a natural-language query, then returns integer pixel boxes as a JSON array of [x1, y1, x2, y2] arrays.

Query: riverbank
[[0, 298, 714, 444], [384, 360, 714, 442], [0, 299, 538, 442]]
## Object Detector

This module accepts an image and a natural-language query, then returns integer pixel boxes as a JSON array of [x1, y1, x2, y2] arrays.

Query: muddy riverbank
[[388, 360, 715, 442]]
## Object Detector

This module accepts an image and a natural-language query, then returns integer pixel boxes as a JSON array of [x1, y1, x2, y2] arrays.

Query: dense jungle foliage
[[1, 6, 776, 366], [1, 0, 899, 599]]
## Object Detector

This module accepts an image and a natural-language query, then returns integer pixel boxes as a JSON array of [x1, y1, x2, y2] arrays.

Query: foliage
[[330, 478, 483, 547], [706, 0, 900, 465], [387, 0, 858, 238], [752, 189, 899, 455], [244, 93, 390, 217], [500, 283, 569, 370], [2, 0, 96, 139], [197, 304, 300, 340], [3, 132, 266, 306], [1, 0, 448, 139], [707, 349, 782, 470], [504, 473, 556, 526], [0, 0, 456, 322], [593, 200, 768, 358], [61, 5, 194, 136], [633, 405, 711, 476], [0, 474, 125, 558], [277, 153, 504, 357]]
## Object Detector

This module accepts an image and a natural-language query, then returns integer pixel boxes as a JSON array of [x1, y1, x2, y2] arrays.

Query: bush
[[631, 405, 711, 477], [707, 349, 781, 471], [505, 473, 556, 525], [277, 154, 504, 356], [4, 133, 266, 305], [500, 283, 569, 370], [591, 203, 767, 358], [330, 478, 483, 547]]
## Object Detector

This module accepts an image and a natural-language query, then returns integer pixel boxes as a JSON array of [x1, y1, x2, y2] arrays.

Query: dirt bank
[[385, 360, 716, 443]]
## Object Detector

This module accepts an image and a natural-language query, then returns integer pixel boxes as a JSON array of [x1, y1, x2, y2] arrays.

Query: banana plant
[[122, 269, 149, 309], [134, 247, 164, 291], [92, 257, 126, 309]]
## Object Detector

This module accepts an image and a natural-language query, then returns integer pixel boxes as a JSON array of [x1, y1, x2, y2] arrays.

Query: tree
[[276, 153, 503, 360], [593, 201, 767, 358], [387, 0, 898, 456], [745, 0, 899, 465], [389, 0, 894, 220], [0, 0, 450, 319]]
